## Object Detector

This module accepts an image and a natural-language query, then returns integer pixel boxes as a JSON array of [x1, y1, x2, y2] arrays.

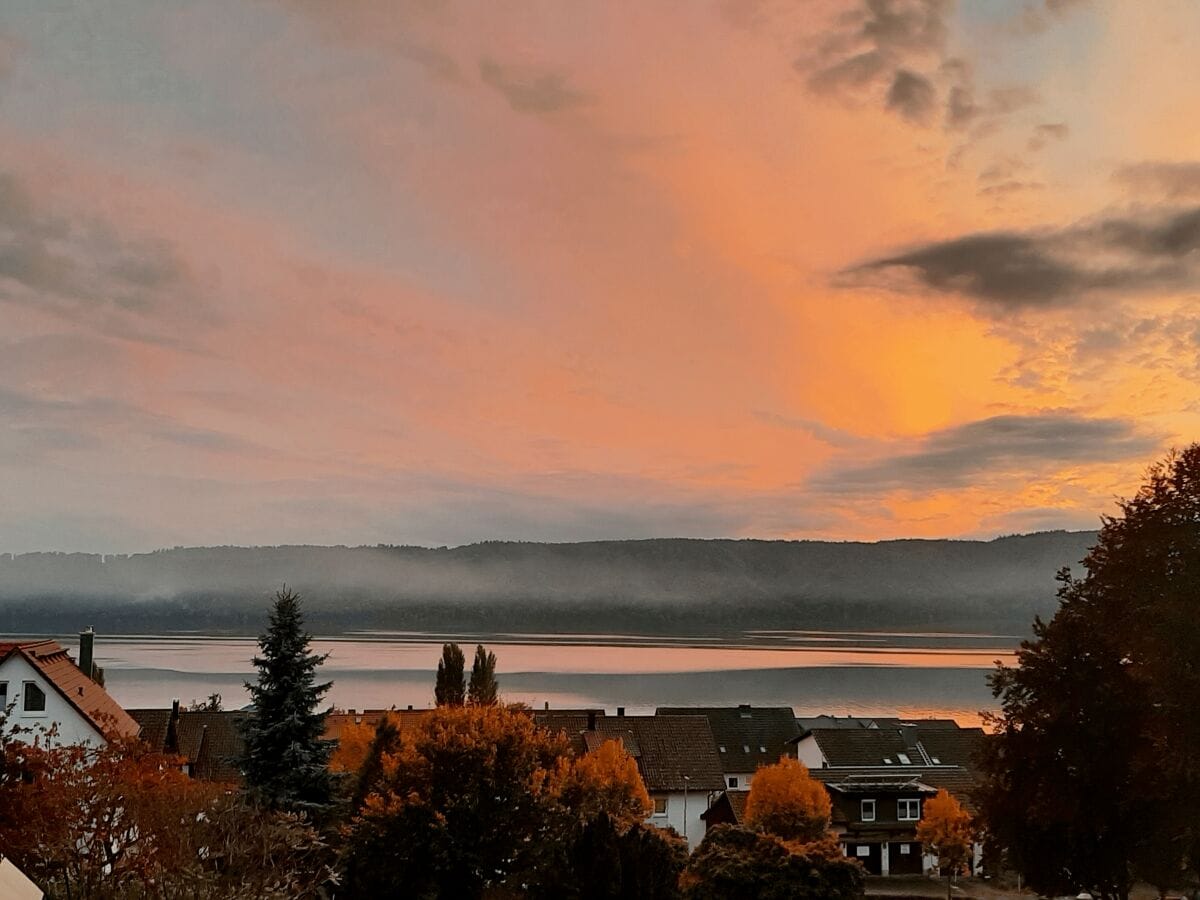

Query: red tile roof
[[0, 639, 138, 740]]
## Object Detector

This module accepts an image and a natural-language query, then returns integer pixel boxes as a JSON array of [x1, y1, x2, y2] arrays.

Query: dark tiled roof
[[701, 789, 749, 825], [656, 706, 799, 775], [809, 765, 980, 814], [322, 708, 433, 743], [130, 708, 249, 782], [2, 640, 139, 739], [537, 713, 725, 792], [806, 721, 984, 770]]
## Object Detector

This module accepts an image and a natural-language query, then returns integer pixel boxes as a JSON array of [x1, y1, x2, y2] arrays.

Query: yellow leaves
[[916, 788, 975, 874], [329, 718, 377, 773], [550, 738, 653, 828], [744, 757, 833, 844]]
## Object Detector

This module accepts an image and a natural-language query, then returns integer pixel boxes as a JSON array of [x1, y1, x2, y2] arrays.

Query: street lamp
[[683, 775, 690, 841]]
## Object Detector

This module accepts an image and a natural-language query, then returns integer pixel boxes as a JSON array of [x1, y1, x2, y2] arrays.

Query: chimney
[[738, 703, 752, 718], [616, 707, 625, 717], [78, 627, 95, 681], [587, 710, 597, 731], [166, 698, 181, 755], [544, 701, 550, 711]]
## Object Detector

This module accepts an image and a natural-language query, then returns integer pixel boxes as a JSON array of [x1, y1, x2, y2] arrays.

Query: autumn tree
[[350, 711, 402, 810], [342, 704, 570, 898], [468, 643, 499, 706], [980, 446, 1200, 900], [551, 737, 653, 829], [917, 789, 975, 900], [681, 825, 864, 900], [743, 757, 832, 843], [239, 587, 335, 811], [329, 717, 377, 775], [434, 642, 466, 706]]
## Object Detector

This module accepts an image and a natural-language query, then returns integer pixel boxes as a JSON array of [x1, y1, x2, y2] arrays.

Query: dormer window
[[22, 681, 46, 713]]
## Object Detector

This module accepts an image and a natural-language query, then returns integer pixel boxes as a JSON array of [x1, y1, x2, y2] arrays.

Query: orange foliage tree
[[550, 737, 653, 829], [329, 717, 377, 774], [743, 756, 832, 844], [917, 788, 976, 899], [343, 704, 571, 897]]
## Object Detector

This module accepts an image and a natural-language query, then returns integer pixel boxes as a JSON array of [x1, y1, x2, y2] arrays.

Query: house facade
[[0, 637, 137, 746], [792, 718, 985, 876], [536, 710, 726, 849], [656, 704, 799, 790]]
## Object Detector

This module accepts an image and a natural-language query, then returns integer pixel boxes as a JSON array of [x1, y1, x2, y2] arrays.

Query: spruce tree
[[434, 643, 466, 706], [239, 587, 334, 810], [468, 644, 498, 706]]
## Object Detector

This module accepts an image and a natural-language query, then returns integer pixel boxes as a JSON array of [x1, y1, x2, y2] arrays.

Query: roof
[[322, 708, 434, 743], [1, 639, 138, 740], [129, 708, 250, 782], [802, 721, 985, 770], [656, 706, 799, 775], [701, 789, 749, 825], [535, 712, 725, 792]]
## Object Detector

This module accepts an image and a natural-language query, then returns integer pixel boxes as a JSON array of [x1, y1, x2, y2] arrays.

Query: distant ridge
[[0, 531, 1098, 636]]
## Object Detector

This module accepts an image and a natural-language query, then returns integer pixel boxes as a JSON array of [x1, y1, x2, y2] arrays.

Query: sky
[[1, 0, 1199, 553]]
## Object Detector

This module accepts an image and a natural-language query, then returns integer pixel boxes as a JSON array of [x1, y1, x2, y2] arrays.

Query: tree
[[680, 825, 864, 900], [979, 445, 1200, 900], [743, 757, 832, 843], [551, 737, 653, 830], [342, 704, 571, 898], [188, 692, 223, 711], [434, 642, 466, 707], [329, 717, 377, 775], [917, 789, 975, 900], [239, 587, 335, 811], [468, 643, 499, 706]]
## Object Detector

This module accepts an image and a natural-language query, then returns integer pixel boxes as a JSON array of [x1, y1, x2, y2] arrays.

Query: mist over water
[[72, 631, 1012, 727]]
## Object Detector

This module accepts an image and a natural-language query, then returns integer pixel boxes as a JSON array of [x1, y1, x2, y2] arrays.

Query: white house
[[0, 636, 138, 746], [535, 709, 726, 850]]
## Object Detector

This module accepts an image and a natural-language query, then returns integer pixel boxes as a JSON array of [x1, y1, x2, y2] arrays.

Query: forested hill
[[0, 531, 1097, 635]]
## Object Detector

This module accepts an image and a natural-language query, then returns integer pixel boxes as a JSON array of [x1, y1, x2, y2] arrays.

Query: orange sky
[[1, 0, 1199, 552]]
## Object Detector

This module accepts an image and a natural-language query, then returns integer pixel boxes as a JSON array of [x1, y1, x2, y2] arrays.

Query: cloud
[[804, 0, 948, 108], [812, 412, 1160, 491], [479, 59, 591, 114], [1028, 121, 1069, 151], [0, 172, 201, 343], [886, 69, 937, 123], [1113, 161, 1200, 200], [754, 410, 863, 448], [845, 205, 1200, 309]]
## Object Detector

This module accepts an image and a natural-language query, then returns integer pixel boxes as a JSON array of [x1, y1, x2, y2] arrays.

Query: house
[[656, 704, 799, 790], [536, 709, 726, 849], [322, 706, 434, 744], [130, 701, 249, 782], [790, 719, 985, 876], [0, 855, 43, 900], [0, 631, 138, 746]]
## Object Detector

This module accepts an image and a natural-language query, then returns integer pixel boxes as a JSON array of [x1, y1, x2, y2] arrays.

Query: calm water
[[41, 630, 1019, 727]]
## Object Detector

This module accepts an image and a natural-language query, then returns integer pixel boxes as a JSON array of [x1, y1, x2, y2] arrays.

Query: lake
[[55, 629, 1019, 727]]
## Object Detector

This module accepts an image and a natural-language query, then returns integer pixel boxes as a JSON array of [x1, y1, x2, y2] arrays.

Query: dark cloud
[[1114, 162, 1200, 200], [812, 412, 1159, 491], [0, 172, 200, 343], [803, 0, 948, 111], [886, 69, 936, 123], [845, 205, 1200, 309], [479, 59, 590, 115]]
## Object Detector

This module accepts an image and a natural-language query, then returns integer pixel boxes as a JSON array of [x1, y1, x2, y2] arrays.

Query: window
[[653, 797, 667, 816], [728, 776, 739, 788], [897, 798, 921, 821], [861, 799, 876, 822], [856, 845, 871, 858], [743, 744, 750, 754], [883, 757, 893, 765], [0, 682, 7, 709], [899, 843, 912, 855], [718, 745, 726, 753], [759, 745, 767, 753], [22, 681, 46, 713], [897, 752, 911, 764]]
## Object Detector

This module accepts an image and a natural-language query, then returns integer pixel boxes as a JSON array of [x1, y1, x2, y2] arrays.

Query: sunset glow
[[3, 0, 1199, 551]]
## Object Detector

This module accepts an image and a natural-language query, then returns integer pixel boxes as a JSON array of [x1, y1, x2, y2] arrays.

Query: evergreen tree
[[468, 644, 498, 706], [435, 642, 466, 707], [239, 587, 334, 810]]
